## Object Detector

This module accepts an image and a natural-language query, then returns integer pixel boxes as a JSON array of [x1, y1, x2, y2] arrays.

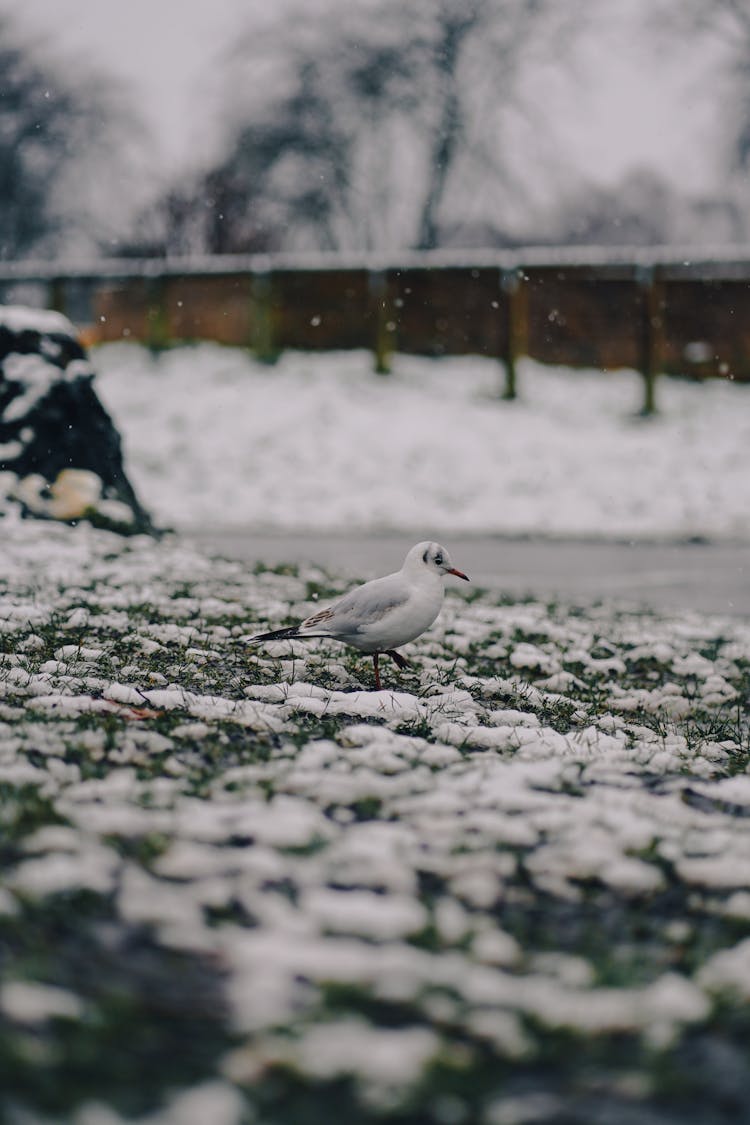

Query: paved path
[[186, 530, 749, 617]]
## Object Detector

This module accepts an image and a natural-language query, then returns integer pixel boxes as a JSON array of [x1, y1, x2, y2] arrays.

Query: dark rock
[[0, 306, 153, 534]]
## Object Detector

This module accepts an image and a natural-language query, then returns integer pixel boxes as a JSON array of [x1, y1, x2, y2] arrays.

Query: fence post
[[250, 270, 278, 364], [637, 265, 663, 416], [49, 277, 67, 318], [368, 269, 394, 374], [501, 268, 528, 400], [145, 275, 170, 353]]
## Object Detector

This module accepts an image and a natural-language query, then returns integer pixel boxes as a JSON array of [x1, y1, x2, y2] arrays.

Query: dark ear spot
[[422, 548, 429, 564]]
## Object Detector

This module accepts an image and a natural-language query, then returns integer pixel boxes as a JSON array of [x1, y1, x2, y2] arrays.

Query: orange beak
[[447, 567, 470, 581]]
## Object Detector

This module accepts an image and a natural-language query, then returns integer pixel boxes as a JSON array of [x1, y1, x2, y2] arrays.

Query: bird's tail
[[249, 625, 303, 644]]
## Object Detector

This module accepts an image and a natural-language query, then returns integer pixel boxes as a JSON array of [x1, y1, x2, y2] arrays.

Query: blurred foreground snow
[[2, 516, 750, 1121]]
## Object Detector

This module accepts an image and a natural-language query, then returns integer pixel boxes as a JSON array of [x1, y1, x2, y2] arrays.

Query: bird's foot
[[386, 649, 410, 671]]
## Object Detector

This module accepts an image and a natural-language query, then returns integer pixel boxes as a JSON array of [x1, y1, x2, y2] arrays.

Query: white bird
[[250, 541, 469, 689]]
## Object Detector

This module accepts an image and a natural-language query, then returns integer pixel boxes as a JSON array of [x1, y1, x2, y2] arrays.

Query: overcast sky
[[3, 0, 722, 194]]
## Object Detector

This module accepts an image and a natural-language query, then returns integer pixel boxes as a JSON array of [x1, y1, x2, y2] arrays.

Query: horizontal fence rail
[[2, 245, 750, 413]]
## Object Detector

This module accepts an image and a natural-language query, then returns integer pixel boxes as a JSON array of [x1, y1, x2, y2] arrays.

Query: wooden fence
[[2, 247, 750, 414]]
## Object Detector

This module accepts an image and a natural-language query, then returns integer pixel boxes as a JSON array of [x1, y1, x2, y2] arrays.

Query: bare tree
[[660, 0, 750, 173], [415, 5, 482, 250], [551, 168, 679, 246], [174, 0, 586, 255], [0, 16, 142, 260], [648, 0, 750, 237]]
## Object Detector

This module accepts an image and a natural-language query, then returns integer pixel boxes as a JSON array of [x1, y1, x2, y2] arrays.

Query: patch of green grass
[[0, 784, 67, 867], [0, 894, 235, 1119], [348, 796, 383, 822], [104, 832, 171, 867], [253, 560, 299, 578]]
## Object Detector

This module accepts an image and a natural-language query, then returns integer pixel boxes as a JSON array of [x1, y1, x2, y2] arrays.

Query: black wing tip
[[250, 625, 300, 643]]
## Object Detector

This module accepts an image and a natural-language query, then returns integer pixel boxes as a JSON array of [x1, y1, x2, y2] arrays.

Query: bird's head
[[406, 541, 469, 582]]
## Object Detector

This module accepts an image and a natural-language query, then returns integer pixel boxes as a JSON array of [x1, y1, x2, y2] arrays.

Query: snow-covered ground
[[4, 331, 750, 1121], [93, 343, 750, 540], [2, 514, 750, 1122]]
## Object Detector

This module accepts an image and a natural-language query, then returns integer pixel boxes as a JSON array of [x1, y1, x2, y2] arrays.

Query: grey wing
[[309, 573, 408, 638]]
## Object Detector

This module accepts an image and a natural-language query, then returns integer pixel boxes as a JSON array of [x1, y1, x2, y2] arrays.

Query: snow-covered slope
[[94, 342, 750, 540]]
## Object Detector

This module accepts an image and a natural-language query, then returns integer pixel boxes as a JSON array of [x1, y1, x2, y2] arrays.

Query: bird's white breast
[[354, 580, 443, 652]]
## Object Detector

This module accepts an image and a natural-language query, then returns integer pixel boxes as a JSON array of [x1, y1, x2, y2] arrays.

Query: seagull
[[250, 541, 469, 689]]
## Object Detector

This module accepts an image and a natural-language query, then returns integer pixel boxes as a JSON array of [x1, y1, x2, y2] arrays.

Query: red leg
[[373, 653, 382, 690]]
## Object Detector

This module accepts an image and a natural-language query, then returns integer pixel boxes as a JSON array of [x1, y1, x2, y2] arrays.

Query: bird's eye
[[434, 553, 443, 566]]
